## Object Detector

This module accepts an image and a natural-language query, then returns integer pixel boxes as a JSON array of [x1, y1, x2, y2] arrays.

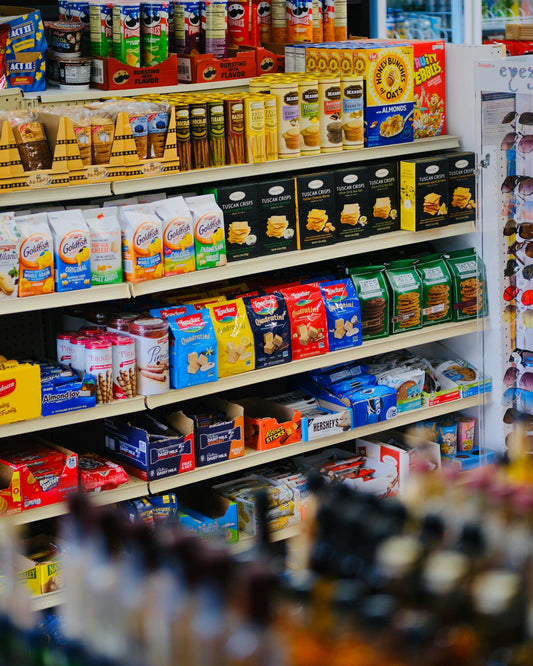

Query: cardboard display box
[[442, 447, 495, 471], [177, 49, 256, 84], [91, 53, 179, 91], [41, 371, 97, 417], [176, 487, 238, 543], [0, 362, 41, 425], [237, 397, 301, 451]]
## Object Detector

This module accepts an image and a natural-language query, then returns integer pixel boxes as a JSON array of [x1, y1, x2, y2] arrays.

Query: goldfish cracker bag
[[280, 283, 328, 360], [155, 196, 196, 276], [83, 207, 123, 285], [119, 204, 164, 283], [48, 209, 91, 292], [17, 213, 55, 297], [186, 194, 227, 270], [208, 298, 255, 377], [0, 212, 20, 300]]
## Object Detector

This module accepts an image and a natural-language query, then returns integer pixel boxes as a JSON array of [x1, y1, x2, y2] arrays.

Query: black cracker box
[[295, 171, 338, 250], [367, 161, 400, 235], [205, 182, 261, 262], [400, 154, 449, 232], [334, 166, 371, 242], [257, 177, 298, 255], [446, 152, 476, 225]]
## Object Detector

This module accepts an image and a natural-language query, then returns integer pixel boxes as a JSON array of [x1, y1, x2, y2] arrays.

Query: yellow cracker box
[[208, 298, 255, 377], [0, 361, 41, 426], [17, 213, 55, 297]]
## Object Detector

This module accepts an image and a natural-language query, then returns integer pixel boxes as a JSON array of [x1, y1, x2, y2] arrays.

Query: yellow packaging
[[249, 77, 271, 95], [208, 298, 255, 378], [17, 213, 55, 297], [188, 295, 227, 309], [263, 93, 278, 161], [39, 559, 63, 594], [16, 557, 41, 597], [340, 74, 364, 150], [298, 77, 320, 155], [271, 0, 287, 42], [339, 47, 354, 75], [244, 95, 266, 164], [271, 80, 300, 158], [0, 362, 41, 425]]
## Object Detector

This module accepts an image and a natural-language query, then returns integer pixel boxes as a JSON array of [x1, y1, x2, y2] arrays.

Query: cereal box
[[168, 309, 218, 389], [208, 299, 255, 377], [17, 213, 55, 297], [186, 194, 227, 270], [280, 284, 328, 360], [155, 196, 196, 275], [318, 278, 362, 351], [83, 208, 122, 285], [0, 213, 20, 300], [400, 155, 448, 232], [243, 292, 291, 369], [119, 204, 164, 283], [411, 39, 446, 139], [48, 209, 91, 292]]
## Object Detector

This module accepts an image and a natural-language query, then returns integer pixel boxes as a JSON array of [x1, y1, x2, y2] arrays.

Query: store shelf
[[0, 182, 112, 208], [148, 394, 487, 494], [6, 477, 149, 526], [130, 220, 475, 297], [146, 319, 482, 410], [31, 590, 66, 612], [0, 396, 146, 439], [112, 135, 460, 196], [230, 523, 302, 554], [0, 282, 130, 317]]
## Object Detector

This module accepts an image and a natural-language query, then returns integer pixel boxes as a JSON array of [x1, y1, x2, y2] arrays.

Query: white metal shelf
[[112, 135, 460, 196], [0, 396, 146, 439], [146, 319, 482, 410], [0, 282, 130, 317], [0, 182, 112, 208], [131, 220, 475, 297], [148, 394, 487, 494]]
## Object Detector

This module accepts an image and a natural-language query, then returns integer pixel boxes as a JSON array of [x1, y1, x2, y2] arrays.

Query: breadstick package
[[17, 213, 55, 297], [280, 283, 328, 360], [207, 298, 255, 377], [0, 212, 19, 300], [318, 279, 362, 351], [155, 195, 196, 276], [83, 207, 123, 285], [168, 309, 218, 389], [48, 209, 91, 292], [119, 204, 164, 282]]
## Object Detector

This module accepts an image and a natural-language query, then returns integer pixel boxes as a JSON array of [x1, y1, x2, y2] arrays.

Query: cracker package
[[447, 152, 476, 225], [280, 284, 329, 361], [0, 213, 20, 300], [318, 279, 362, 351], [400, 155, 448, 232], [334, 166, 370, 243], [446, 248, 488, 321], [208, 299, 255, 377], [349, 265, 389, 340], [48, 209, 91, 293], [17, 213, 55, 297], [168, 309, 218, 389], [119, 204, 164, 283], [186, 194, 227, 270], [384, 259, 423, 334], [295, 172, 337, 250], [416, 253, 452, 327], [257, 177, 297, 255], [205, 183, 261, 262], [368, 161, 399, 235], [83, 208, 122, 286], [155, 196, 196, 276], [243, 292, 291, 369]]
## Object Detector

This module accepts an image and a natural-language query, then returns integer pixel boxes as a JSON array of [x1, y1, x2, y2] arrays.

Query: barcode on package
[[91, 59, 104, 85], [177, 58, 192, 82]]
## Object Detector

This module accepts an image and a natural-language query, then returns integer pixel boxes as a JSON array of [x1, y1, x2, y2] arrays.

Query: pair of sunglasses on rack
[[501, 175, 533, 195], [508, 240, 533, 258], [502, 111, 533, 126], [503, 218, 533, 238], [501, 133, 533, 152], [503, 285, 533, 305]]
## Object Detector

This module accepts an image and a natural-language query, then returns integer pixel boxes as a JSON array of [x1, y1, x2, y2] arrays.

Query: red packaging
[[279, 283, 328, 360], [78, 452, 129, 493], [409, 39, 446, 139], [228, 0, 259, 47]]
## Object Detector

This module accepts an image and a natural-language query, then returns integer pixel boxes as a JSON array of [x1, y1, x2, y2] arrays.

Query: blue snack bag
[[319, 279, 362, 351], [242, 292, 291, 369], [168, 308, 217, 389]]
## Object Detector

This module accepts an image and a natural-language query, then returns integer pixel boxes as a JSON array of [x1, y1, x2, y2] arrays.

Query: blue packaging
[[6, 52, 46, 92], [442, 448, 495, 472], [48, 210, 91, 292], [168, 309, 218, 389], [176, 491, 238, 542], [308, 361, 369, 386], [5, 10, 47, 53], [150, 304, 194, 319], [41, 371, 97, 416], [243, 292, 291, 369], [351, 385, 397, 426], [151, 493, 179, 523], [319, 279, 362, 351]]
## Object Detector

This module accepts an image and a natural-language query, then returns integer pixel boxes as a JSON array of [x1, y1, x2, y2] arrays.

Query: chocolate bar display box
[[176, 487, 238, 543], [103, 414, 195, 481], [236, 397, 301, 451]]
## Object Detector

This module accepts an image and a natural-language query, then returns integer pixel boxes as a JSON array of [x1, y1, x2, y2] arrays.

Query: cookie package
[[416, 253, 453, 327], [446, 247, 488, 321], [384, 259, 423, 334], [349, 264, 390, 340]]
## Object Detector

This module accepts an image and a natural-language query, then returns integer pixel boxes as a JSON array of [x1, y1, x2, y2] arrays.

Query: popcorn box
[[0, 362, 41, 425], [237, 397, 302, 451]]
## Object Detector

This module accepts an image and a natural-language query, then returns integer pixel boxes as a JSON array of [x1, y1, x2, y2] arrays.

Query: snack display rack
[[0, 46, 501, 612]]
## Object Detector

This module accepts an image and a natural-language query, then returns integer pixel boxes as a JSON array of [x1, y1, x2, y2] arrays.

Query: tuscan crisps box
[[295, 171, 337, 250], [446, 152, 476, 225], [335, 166, 371, 242], [257, 177, 297, 255], [368, 161, 399, 235], [400, 155, 449, 232]]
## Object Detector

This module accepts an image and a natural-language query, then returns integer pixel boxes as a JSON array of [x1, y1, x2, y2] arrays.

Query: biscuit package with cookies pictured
[[416, 253, 453, 327], [0, 212, 19, 300], [295, 172, 338, 250], [207, 298, 255, 377], [168, 309, 218, 389], [318, 279, 362, 351], [384, 260, 423, 334], [280, 284, 329, 361], [335, 166, 371, 243], [445, 248, 488, 321], [17, 213, 55, 298], [368, 161, 399, 235], [257, 177, 297, 255], [48, 209, 92, 293], [446, 152, 476, 225], [242, 292, 291, 369], [400, 155, 449, 232], [349, 265, 389, 340], [375, 366, 425, 413]]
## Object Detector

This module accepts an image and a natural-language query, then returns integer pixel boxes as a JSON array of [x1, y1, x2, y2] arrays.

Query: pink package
[[455, 416, 476, 452]]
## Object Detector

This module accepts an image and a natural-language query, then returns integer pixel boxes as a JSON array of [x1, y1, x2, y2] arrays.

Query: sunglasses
[[508, 240, 533, 258], [502, 111, 533, 125], [501, 175, 533, 196], [503, 219, 533, 238]]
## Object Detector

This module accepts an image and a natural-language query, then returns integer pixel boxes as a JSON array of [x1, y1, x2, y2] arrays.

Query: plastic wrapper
[[9, 111, 53, 172]]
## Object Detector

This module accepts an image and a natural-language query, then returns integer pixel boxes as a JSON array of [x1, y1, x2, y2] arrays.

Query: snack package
[[10, 111, 53, 172], [141, 0, 169, 66], [436, 418, 457, 456], [0, 213, 20, 300], [349, 265, 389, 340], [65, 105, 92, 166], [318, 279, 362, 351], [375, 366, 425, 412], [78, 451, 129, 493], [208, 298, 255, 377], [280, 284, 328, 360], [168, 309, 218, 389], [119, 204, 164, 283], [17, 213, 55, 297], [445, 248, 488, 321], [155, 196, 196, 275], [175, 0, 202, 54], [83, 207, 123, 285], [455, 415, 476, 452], [48, 209, 91, 292], [335, 166, 370, 243], [243, 292, 291, 369], [400, 155, 448, 232], [147, 103, 170, 159], [416, 253, 452, 327], [384, 259, 423, 334], [127, 102, 149, 160], [90, 110, 116, 165], [186, 194, 227, 270]]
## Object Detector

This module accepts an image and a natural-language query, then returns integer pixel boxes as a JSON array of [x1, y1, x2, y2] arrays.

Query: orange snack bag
[[17, 213, 55, 297]]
